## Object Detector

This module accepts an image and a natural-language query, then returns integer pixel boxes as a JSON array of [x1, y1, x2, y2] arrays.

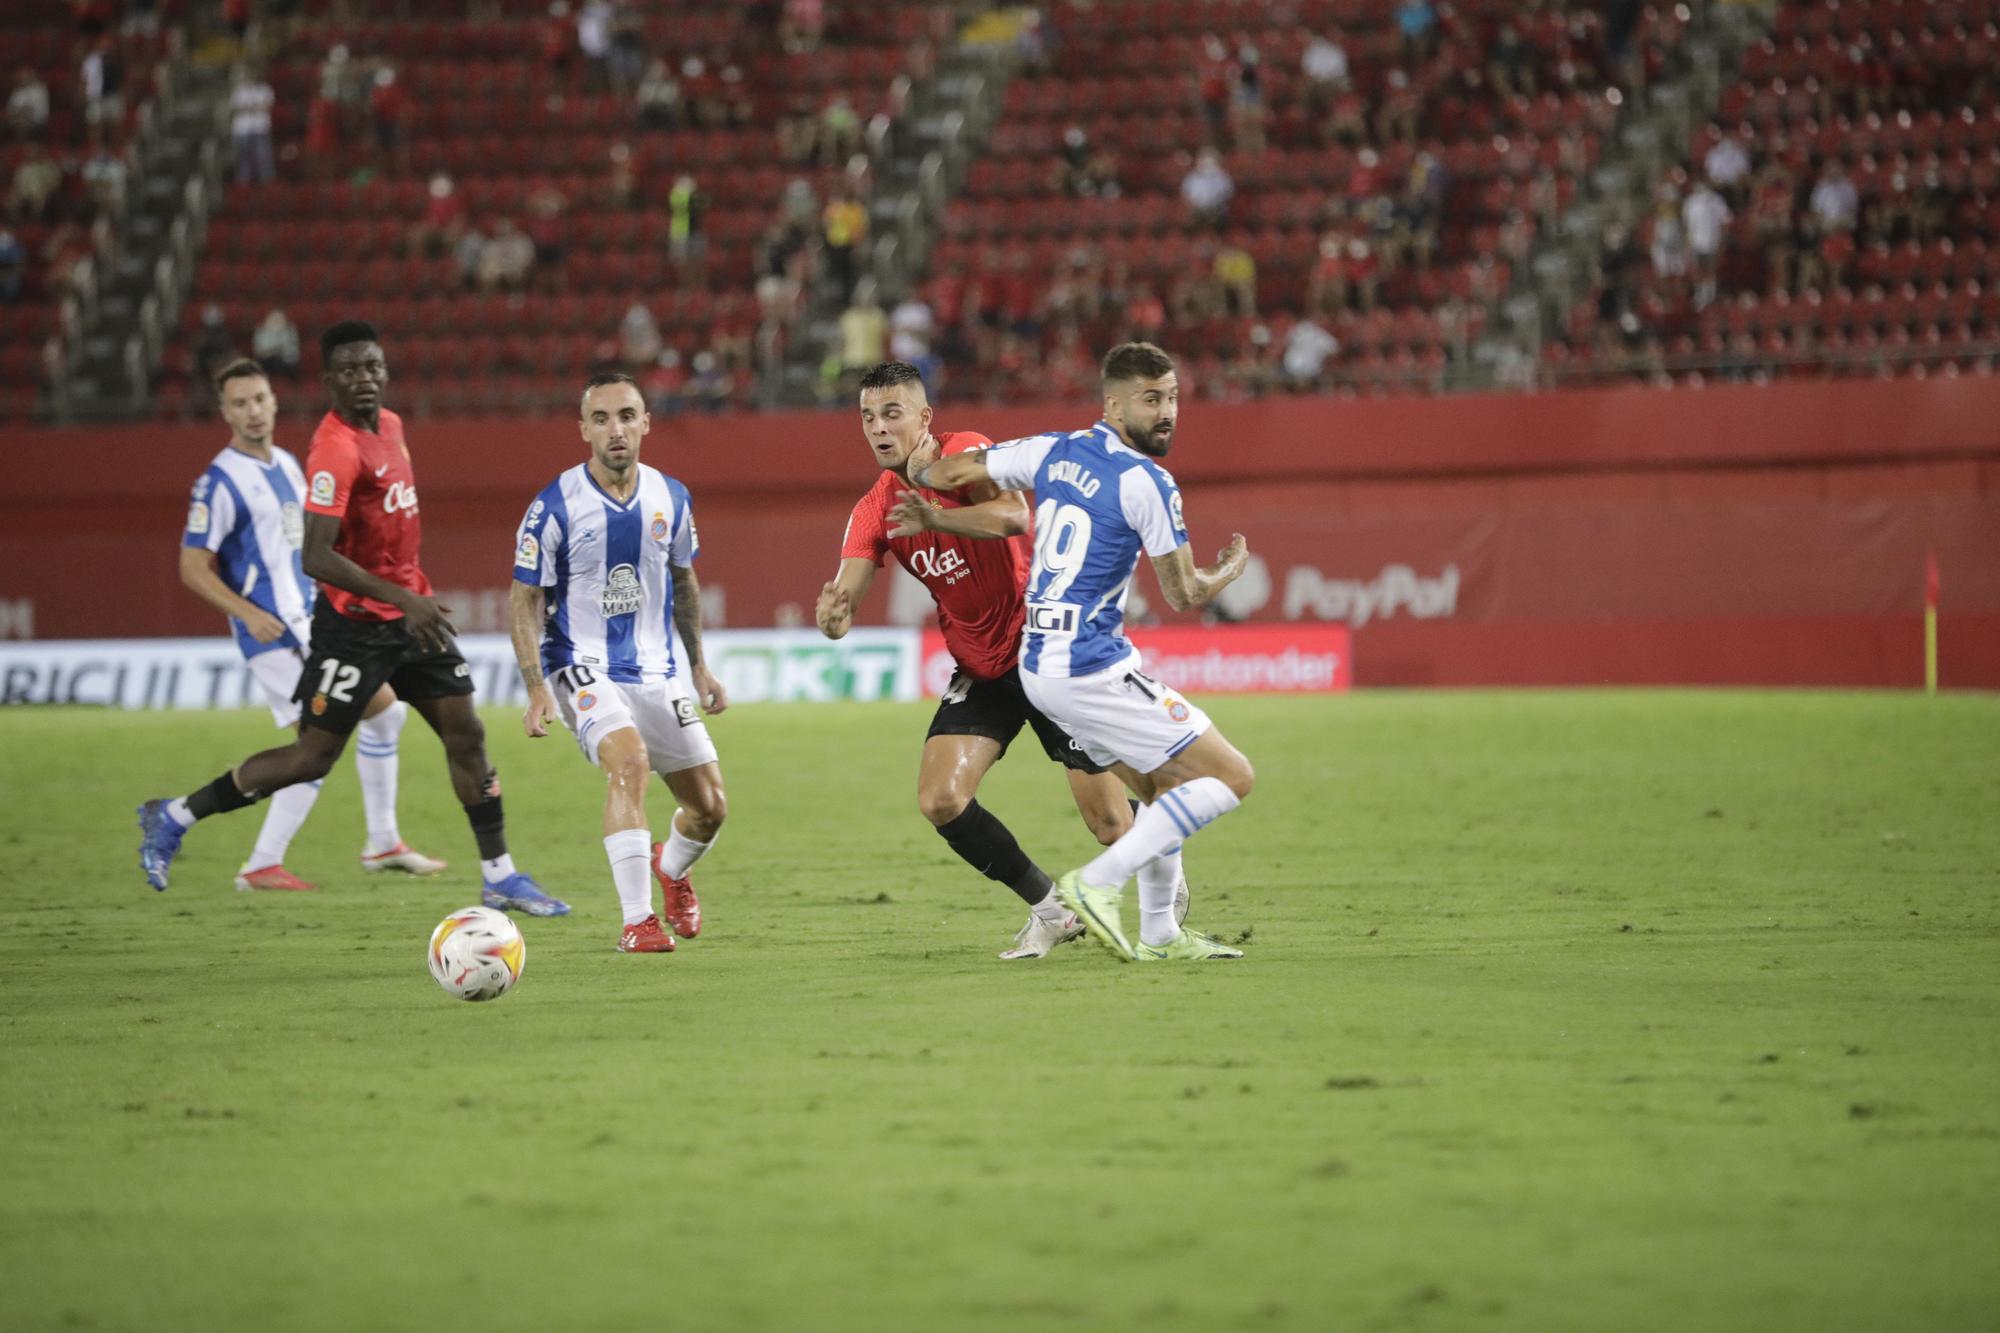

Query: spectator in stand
[[821, 183, 867, 303], [1345, 235, 1381, 311], [667, 174, 708, 282], [718, 63, 754, 129], [888, 289, 939, 385], [527, 183, 567, 290], [1214, 240, 1257, 317], [0, 227, 24, 301], [636, 59, 682, 129], [776, 94, 816, 163], [1195, 35, 1231, 143], [1124, 284, 1166, 342], [606, 2, 647, 96], [8, 145, 61, 223], [302, 94, 338, 178], [453, 221, 487, 289], [1308, 232, 1350, 316], [1809, 161, 1859, 235], [1647, 188, 1688, 284], [1817, 223, 1855, 293], [81, 142, 126, 217], [1396, 0, 1438, 64], [689, 349, 734, 412], [1488, 24, 1535, 99], [1180, 148, 1234, 227], [575, 0, 614, 88], [1170, 243, 1224, 324], [81, 39, 125, 133], [1376, 67, 1421, 144], [781, 0, 826, 55], [1282, 317, 1340, 389], [408, 174, 466, 256], [1301, 32, 1350, 107], [190, 304, 235, 397], [607, 140, 635, 210], [230, 67, 278, 184], [819, 93, 861, 166], [1324, 77, 1367, 146], [540, 3, 575, 82], [1498, 208, 1536, 268], [1703, 123, 1752, 201], [478, 218, 535, 293], [368, 65, 408, 174], [618, 301, 662, 370], [252, 308, 301, 379], [1229, 39, 1267, 154], [642, 348, 685, 415], [1750, 162, 1796, 288], [8, 67, 50, 139], [1054, 124, 1091, 196], [1682, 179, 1731, 309], [1401, 150, 1446, 270]]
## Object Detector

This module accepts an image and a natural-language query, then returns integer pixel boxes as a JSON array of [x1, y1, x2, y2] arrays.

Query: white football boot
[[998, 907, 1085, 959]]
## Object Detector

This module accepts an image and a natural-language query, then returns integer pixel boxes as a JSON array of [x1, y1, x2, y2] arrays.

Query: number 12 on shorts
[[317, 658, 361, 702]]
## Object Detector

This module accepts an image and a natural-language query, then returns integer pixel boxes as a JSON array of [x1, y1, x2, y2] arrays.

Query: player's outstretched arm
[[815, 557, 875, 640], [1150, 533, 1250, 611], [887, 483, 1030, 541], [301, 512, 456, 651], [177, 547, 287, 642], [907, 450, 992, 494], [671, 563, 727, 714], [508, 581, 558, 738]]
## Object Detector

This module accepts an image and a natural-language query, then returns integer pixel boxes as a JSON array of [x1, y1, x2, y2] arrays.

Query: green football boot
[[1053, 870, 1134, 962], [1133, 928, 1244, 961]]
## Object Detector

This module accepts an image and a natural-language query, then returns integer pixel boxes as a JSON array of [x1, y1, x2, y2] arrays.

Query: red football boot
[[617, 915, 675, 953], [233, 864, 318, 892], [650, 843, 702, 938]]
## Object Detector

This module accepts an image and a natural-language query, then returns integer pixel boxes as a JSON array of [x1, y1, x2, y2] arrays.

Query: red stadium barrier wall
[[4, 377, 1997, 687]]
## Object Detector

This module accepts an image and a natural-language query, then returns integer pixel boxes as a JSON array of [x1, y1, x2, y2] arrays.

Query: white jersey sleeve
[[182, 469, 236, 555], [982, 433, 1061, 492], [667, 477, 698, 567], [513, 494, 564, 589], [1120, 462, 1189, 558]]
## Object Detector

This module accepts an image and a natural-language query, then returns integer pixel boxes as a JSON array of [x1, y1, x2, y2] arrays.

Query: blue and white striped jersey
[[181, 444, 315, 659], [513, 462, 698, 684], [984, 421, 1188, 679]]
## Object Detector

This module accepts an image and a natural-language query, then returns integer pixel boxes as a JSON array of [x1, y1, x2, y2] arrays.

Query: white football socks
[[605, 828, 654, 925], [1136, 847, 1186, 947], [1030, 890, 1070, 924], [355, 701, 407, 853], [655, 814, 715, 880], [480, 854, 518, 885], [1082, 777, 1241, 890], [164, 797, 196, 829], [244, 779, 322, 871]]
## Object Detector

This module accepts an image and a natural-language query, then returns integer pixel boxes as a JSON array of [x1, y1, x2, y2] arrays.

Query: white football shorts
[[551, 665, 718, 775], [247, 647, 307, 728], [1020, 651, 1211, 774]]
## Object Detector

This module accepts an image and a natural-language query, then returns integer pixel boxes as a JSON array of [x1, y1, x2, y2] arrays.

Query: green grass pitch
[[2, 691, 1997, 1332]]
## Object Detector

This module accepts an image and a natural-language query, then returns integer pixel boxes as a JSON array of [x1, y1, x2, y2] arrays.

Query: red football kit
[[841, 431, 1029, 680], [301, 408, 432, 621]]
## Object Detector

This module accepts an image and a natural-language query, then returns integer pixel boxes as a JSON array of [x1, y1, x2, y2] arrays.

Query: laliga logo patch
[[577, 691, 597, 711], [1165, 698, 1190, 722], [1169, 489, 1185, 530], [650, 511, 669, 541], [185, 501, 210, 535], [516, 533, 539, 569], [311, 694, 329, 715], [310, 470, 336, 506]]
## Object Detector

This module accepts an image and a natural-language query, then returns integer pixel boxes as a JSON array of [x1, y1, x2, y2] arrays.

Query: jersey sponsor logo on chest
[[907, 545, 969, 585], [383, 479, 419, 515], [602, 563, 643, 616]]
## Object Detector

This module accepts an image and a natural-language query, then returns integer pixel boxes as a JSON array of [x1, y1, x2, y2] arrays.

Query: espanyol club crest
[[1166, 698, 1191, 722], [650, 511, 669, 541]]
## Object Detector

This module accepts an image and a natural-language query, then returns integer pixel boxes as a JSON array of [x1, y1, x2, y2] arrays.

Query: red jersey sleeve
[[302, 420, 359, 517], [840, 490, 889, 565]]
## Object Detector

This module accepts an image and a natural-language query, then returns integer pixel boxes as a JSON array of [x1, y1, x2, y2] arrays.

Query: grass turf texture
[[1, 692, 1997, 1332]]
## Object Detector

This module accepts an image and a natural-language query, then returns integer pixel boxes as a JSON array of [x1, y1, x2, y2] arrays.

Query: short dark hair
[[213, 357, 269, 393], [1101, 341, 1176, 386], [320, 319, 380, 363], [579, 370, 639, 415], [857, 361, 927, 395]]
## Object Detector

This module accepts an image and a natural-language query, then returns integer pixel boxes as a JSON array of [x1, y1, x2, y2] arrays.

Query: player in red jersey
[[138, 320, 566, 916], [815, 362, 1184, 958]]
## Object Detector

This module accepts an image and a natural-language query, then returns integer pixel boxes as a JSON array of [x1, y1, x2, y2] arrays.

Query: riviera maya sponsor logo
[[601, 564, 643, 617]]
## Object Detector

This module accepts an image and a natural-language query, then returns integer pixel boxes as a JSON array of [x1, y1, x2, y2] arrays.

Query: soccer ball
[[427, 906, 526, 1001]]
